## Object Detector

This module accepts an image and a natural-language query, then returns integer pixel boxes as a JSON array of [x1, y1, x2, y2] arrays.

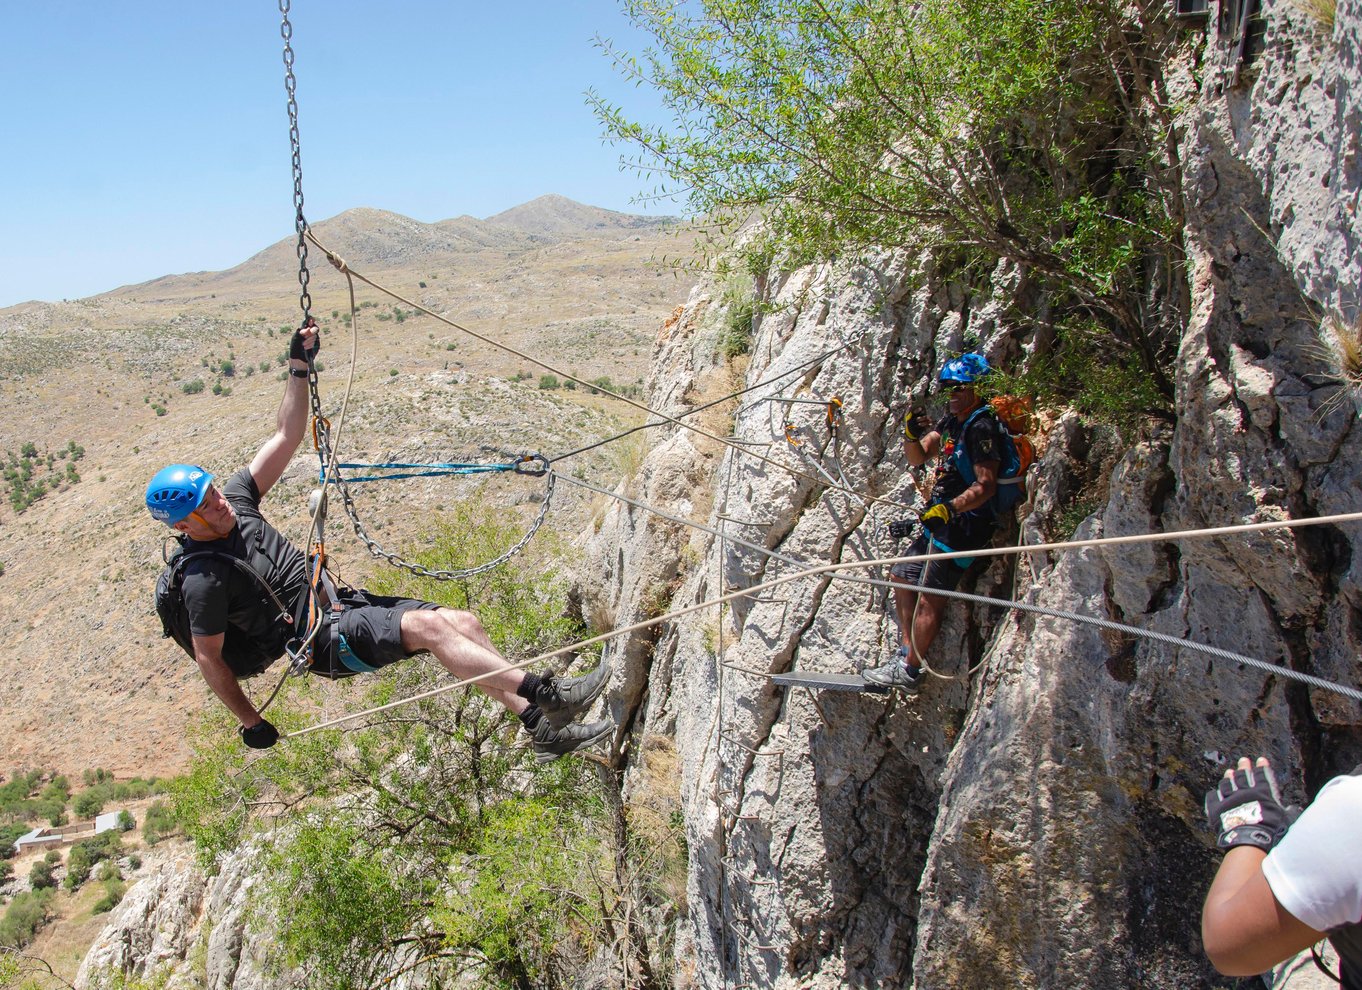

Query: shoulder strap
[[177, 550, 295, 629]]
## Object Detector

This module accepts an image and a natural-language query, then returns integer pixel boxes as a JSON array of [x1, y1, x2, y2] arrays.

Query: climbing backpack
[[154, 536, 298, 677], [948, 398, 1035, 513]]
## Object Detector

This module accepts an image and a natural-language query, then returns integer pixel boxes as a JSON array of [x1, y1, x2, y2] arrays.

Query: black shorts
[[890, 526, 993, 593], [309, 589, 439, 679]]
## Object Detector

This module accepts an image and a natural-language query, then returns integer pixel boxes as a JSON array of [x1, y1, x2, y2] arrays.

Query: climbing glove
[[903, 407, 933, 443], [1204, 760, 1299, 852], [918, 501, 953, 534], [289, 325, 320, 363], [240, 719, 280, 750]]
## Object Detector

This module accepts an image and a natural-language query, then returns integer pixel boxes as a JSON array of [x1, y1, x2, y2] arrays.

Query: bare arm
[[192, 633, 262, 728], [249, 325, 317, 497], [904, 430, 941, 467], [1201, 848, 1324, 975], [950, 458, 999, 514]]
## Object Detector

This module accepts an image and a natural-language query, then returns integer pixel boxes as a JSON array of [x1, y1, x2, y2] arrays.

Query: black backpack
[[155, 537, 298, 677]]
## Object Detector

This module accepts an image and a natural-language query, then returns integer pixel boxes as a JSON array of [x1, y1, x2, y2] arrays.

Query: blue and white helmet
[[145, 464, 213, 525], [939, 352, 991, 385]]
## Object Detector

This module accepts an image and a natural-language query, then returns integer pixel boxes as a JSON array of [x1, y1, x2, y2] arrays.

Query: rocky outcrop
[[579, 4, 1362, 988], [69, 6, 1360, 988], [75, 847, 287, 990]]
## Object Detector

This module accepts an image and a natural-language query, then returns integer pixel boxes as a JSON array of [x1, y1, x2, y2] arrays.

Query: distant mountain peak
[[484, 195, 672, 237]]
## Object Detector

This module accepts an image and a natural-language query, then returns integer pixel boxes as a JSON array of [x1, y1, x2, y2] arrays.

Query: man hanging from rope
[[866, 353, 1007, 693], [144, 324, 614, 761]]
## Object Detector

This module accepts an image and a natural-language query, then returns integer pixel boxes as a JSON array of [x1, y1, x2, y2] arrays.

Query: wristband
[[289, 368, 309, 379]]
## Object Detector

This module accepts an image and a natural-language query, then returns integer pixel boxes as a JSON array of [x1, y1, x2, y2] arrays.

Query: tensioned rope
[[552, 472, 1362, 693], [283, 506, 1362, 738], [303, 230, 912, 513], [548, 338, 859, 464]]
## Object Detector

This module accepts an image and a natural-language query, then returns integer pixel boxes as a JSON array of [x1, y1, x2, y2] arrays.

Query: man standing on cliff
[[145, 323, 613, 760], [865, 353, 1006, 693]]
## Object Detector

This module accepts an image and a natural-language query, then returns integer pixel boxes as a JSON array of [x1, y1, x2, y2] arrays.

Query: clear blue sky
[[0, 2, 674, 308]]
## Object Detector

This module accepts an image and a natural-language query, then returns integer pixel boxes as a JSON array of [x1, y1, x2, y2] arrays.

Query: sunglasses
[[939, 380, 971, 394]]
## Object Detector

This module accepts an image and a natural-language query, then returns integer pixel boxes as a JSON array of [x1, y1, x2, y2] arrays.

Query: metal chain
[[280, 0, 311, 324], [276, 1, 549, 582], [331, 463, 556, 580]]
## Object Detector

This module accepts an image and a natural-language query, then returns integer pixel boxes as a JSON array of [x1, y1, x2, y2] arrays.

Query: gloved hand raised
[[289, 323, 320, 363], [240, 719, 280, 750], [918, 501, 953, 533], [903, 407, 933, 442], [1204, 757, 1300, 852]]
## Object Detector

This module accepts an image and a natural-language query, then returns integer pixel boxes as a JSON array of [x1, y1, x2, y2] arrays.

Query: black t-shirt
[[930, 407, 1004, 507], [180, 468, 308, 673]]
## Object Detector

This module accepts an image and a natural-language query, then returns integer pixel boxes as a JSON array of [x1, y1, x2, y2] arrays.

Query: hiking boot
[[533, 652, 614, 727], [863, 659, 922, 694], [529, 715, 615, 764]]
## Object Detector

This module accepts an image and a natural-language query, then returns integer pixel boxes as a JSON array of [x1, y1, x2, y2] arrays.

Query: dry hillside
[[0, 195, 695, 778]]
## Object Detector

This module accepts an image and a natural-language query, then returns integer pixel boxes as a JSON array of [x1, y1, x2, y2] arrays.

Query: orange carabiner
[[311, 415, 331, 452]]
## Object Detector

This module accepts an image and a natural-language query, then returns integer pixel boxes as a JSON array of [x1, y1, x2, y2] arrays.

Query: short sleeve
[[965, 415, 1002, 465], [1263, 775, 1362, 932], [181, 563, 230, 638]]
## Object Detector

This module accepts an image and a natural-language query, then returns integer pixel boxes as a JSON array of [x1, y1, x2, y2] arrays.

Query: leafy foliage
[[64, 831, 123, 890], [3, 441, 85, 513], [593, 0, 1184, 426], [0, 890, 53, 949]]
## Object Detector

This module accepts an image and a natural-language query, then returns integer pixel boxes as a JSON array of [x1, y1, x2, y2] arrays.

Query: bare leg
[[892, 582, 919, 657], [908, 592, 947, 670], [399, 608, 528, 715]]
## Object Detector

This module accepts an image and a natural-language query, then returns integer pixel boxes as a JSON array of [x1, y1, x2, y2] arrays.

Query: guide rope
[[281, 494, 1362, 739], [547, 339, 859, 464], [304, 233, 911, 512]]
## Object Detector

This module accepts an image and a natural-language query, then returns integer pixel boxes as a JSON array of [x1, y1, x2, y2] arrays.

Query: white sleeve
[[1262, 775, 1362, 933]]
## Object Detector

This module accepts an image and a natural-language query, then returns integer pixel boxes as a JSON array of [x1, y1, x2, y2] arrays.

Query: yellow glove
[[904, 407, 933, 442], [918, 501, 953, 533]]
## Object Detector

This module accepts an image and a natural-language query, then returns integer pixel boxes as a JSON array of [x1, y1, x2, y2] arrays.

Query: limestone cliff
[[578, 4, 1362, 988]]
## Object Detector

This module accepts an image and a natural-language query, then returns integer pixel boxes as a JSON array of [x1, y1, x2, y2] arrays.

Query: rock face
[[75, 847, 287, 990], [577, 5, 1362, 989]]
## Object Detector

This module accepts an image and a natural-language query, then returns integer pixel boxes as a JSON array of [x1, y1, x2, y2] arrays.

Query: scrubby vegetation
[[3, 441, 85, 513], [594, 0, 1184, 430]]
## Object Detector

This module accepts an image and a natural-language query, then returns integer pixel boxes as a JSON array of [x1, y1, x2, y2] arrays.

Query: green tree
[[593, 0, 1181, 420], [27, 860, 55, 891], [73, 789, 106, 819], [0, 889, 53, 948]]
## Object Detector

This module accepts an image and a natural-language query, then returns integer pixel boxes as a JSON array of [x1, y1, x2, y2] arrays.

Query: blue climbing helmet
[[939, 352, 991, 386], [145, 464, 214, 526]]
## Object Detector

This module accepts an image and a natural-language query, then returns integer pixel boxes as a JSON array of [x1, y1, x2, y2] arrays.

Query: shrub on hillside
[[64, 832, 122, 890], [27, 860, 55, 890], [0, 889, 53, 948], [142, 801, 177, 847], [73, 790, 106, 819]]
